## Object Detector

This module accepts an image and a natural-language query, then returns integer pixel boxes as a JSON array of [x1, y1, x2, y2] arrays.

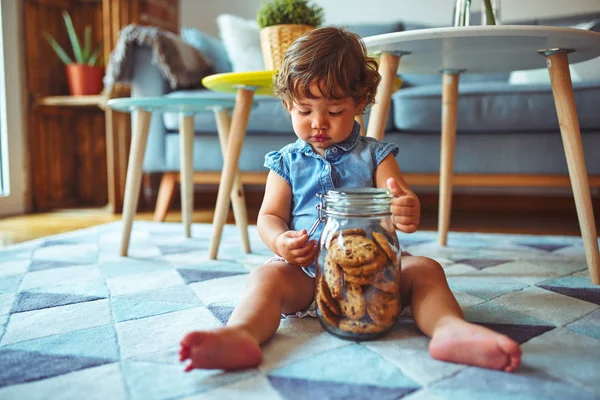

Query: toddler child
[[180, 26, 522, 373]]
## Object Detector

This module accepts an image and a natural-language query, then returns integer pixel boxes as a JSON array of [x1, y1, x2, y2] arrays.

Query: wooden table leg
[[215, 108, 251, 254], [366, 52, 401, 141], [179, 113, 195, 238], [209, 89, 254, 259], [546, 52, 600, 284], [438, 73, 460, 246], [153, 172, 177, 222], [120, 109, 151, 256]]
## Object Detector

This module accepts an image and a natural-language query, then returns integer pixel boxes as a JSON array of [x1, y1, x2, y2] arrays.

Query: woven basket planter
[[260, 24, 315, 70]]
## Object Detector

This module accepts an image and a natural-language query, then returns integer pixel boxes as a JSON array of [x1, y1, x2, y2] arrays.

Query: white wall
[[180, 0, 600, 35]]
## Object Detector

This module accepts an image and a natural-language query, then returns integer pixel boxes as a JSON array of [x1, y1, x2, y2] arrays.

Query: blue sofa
[[128, 13, 600, 217]]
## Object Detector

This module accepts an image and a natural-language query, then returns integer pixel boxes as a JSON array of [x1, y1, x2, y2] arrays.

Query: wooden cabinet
[[24, 0, 179, 212]]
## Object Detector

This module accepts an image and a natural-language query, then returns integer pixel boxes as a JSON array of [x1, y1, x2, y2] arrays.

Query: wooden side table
[[201, 71, 276, 259], [363, 25, 600, 283], [106, 96, 256, 257]]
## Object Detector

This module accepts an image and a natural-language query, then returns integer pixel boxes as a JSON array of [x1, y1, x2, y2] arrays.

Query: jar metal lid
[[323, 188, 393, 217]]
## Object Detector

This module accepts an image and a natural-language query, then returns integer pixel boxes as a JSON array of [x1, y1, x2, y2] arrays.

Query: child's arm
[[374, 154, 421, 233], [258, 171, 317, 266]]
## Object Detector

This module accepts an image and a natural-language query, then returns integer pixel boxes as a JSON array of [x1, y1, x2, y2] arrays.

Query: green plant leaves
[[43, 10, 102, 66], [256, 0, 325, 29], [62, 11, 84, 63], [42, 32, 73, 64]]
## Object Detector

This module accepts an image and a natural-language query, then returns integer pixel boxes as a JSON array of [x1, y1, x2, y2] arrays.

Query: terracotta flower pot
[[65, 64, 104, 95]]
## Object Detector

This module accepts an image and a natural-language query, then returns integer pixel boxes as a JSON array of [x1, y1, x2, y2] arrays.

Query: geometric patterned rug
[[1, 221, 599, 400]]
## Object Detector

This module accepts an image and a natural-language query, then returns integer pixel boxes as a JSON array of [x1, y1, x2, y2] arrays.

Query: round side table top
[[202, 71, 277, 95], [363, 25, 600, 74], [202, 71, 402, 95], [106, 96, 256, 114]]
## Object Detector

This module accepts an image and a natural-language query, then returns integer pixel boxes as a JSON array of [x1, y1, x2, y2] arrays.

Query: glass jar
[[313, 188, 401, 341]]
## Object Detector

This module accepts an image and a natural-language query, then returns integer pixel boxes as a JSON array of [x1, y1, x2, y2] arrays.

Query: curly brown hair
[[274, 26, 380, 113]]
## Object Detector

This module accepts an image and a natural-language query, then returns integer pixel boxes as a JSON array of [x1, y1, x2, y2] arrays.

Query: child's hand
[[387, 177, 420, 233], [275, 229, 318, 267]]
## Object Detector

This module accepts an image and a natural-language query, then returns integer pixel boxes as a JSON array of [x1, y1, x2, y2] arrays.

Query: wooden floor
[[1, 191, 597, 248]]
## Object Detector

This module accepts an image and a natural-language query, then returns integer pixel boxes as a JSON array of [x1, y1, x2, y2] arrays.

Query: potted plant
[[43, 11, 104, 95], [256, 0, 325, 70]]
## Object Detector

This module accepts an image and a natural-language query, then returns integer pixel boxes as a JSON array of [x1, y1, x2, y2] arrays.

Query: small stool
[[106, 96, 257, 257]]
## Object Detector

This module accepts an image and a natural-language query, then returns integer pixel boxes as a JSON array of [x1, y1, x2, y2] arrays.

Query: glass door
[[0, 0, 27, 216]]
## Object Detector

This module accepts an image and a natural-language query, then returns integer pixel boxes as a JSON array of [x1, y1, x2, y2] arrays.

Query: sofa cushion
[[180, 27, 232, 74], [216, 14, 265, 72], [163, 89, 395, 134], [392, 80, 600, 133], [164, 90, 292, 134]]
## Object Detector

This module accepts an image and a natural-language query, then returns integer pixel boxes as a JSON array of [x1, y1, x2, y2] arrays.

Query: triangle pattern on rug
[[111, 297, 197, 322], [115, 284, 202, 305], [452, 258, 512, 270], [158, 245, 200, 256], [0, 349, 113, 388], [4, 325, 120, 360], [207, 304, 235, 325], [176, 268, 248, 285], [481, 322, 555, 344], [28, 259, 87, 272], [517, 243, 570, 252], [537, 285, 600, 305], [10, 291, 105, 313], [267, 376, 419, 400]]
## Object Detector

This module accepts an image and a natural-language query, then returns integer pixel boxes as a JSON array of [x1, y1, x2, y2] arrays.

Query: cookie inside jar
[[316, 227, 401, 340]]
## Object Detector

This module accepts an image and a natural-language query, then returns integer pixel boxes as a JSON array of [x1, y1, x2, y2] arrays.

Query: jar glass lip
[[323, 188, 392, 216], [325, 187, 392, 201]]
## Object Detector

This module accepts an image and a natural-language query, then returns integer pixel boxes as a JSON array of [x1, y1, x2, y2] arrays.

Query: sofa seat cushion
[[392, 80, 600, 133], [157, 129, 600, 176], [164, 89, 395, 134], [164, 90, 293, 134]]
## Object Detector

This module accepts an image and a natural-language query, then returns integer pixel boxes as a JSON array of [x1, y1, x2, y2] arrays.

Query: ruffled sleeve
[[264, 150, 291, 185], [372, 140, 400, 167]]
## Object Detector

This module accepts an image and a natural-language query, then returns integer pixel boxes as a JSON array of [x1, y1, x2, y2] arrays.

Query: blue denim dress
[[264, 121, 399, 276]]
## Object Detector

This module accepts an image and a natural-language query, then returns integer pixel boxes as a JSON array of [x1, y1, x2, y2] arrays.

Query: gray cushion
[[163, 89, 395, 134], [163, 90, 293, 134], [384, 131, 600, 174], [392, 80, 600, 132], [159, 128, 600, 175]]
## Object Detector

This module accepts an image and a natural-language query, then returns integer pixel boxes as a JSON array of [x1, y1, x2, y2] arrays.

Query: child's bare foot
[[179, 327, 262, 372], [428, 318, 522, 372]]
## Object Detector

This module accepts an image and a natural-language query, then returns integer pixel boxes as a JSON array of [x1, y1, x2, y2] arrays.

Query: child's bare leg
[[400, 256, 522, 372], [180, 261, 314, 371]]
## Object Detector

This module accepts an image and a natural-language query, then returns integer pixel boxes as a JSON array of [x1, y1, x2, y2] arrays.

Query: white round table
[[363, 25, 600, 284]]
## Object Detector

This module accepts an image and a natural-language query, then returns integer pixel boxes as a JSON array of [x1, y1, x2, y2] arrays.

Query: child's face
[[288, 82, 361, 156]]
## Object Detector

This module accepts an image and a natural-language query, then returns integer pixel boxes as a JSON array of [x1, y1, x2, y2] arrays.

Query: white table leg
[[179, 113, 195, 238], [120, 109, 151, 256], [546, 52, 600, 284], [209, 89, 254, 259], [366, 52, 401, 141], [438, 73, 460, 246], [214, 108, 251, 254]]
